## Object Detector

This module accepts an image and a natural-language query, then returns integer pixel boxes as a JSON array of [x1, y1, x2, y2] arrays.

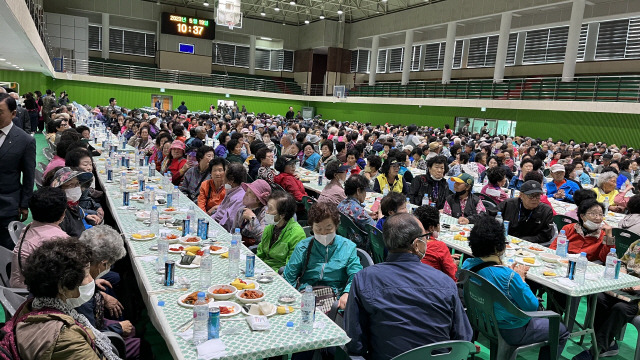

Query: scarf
[[31, 297, 121, 360]]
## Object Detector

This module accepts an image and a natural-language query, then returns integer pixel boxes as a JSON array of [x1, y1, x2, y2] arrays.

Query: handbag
[[296, 240, 338, 314], [614, 186, 634, 210]]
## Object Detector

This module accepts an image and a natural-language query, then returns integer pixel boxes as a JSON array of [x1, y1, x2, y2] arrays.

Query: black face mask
[[455, 190, 467, 197]]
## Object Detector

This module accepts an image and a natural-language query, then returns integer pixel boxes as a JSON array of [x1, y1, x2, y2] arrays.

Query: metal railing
[[343, 76, 640, 102], [55, 58, 306, 96]]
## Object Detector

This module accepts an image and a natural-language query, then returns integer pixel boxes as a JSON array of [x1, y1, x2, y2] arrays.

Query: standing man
[[0, 93, 36, 249], [9, 93, 30, 133], [177, 101, 188, 114], [285, 106, 295, 120], [41, 89, 56, 126]]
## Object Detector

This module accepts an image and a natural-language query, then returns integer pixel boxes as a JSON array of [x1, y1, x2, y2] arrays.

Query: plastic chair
[[35, 168, 44, 189], [391, 340, 477, 360], [476, 192, 496, 206], [42, 148, 54, 161], [7, 221, 25, 246], [552, 214, 575, 234], [302, 226, 312, 238], [618, 316, 640, 360], [37, 162, 47, 172], [0, 246, 14, 287], [612, 228, 640, 258], [481, 199, 498, 213], [278, 266, 285, 275], [458, 269, 561, 360], [104, 331, 126, 358], [338, 213, 369, 251], [367, 225, 386, 264], [0, 286, 26, 318], [301, 196, 316, 213], [356, 249, 373, 268]]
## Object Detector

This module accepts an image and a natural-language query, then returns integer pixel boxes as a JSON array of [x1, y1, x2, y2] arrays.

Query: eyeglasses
[[585, 212, 604, 218], [413, 233, 430, 241]]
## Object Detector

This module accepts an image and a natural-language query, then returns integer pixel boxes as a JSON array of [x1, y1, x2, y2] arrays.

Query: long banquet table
[[93, 155, 350, 360]]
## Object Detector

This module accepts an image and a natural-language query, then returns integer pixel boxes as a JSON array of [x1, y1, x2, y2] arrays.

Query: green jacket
[[226, 154, 244, 164], [283, 235, 363, 295], [257, 218, 306, 271]]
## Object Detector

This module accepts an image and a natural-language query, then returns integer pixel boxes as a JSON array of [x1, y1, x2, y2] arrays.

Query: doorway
[[310, 53, 327, 96], [151, 95, 173, 111]]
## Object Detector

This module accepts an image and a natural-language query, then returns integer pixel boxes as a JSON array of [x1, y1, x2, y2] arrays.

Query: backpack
[[0, 300, 93, 360]]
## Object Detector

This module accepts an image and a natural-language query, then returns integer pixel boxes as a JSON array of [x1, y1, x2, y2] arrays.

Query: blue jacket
[[302, 152, 321, 171], [462, 258, 539, 329], [545, 179, 580, 202], [508, 176, 524, 190], [345, 253, 472, 360], [283, 235, 363, 295]]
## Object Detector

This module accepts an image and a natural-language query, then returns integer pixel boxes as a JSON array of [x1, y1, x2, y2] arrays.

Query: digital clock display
[[161, 12, 215, 40]]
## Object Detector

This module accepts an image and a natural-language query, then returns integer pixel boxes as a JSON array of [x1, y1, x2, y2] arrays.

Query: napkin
[[197, 339, 227, 360], [585, 273, 599, 281], [176, 328, 193, 341], [556, 278, 578, 287], [138, 255, 157, 263]]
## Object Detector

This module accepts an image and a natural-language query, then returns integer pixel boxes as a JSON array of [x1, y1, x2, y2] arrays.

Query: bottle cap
[[580, 252, 587, 256], [235, 228, 240, 233], [157, 301, 165, 307], [152, 205, 157, 210], [197, 292, 206, 298], [286, 321, 294, 327], [560, 230, 565, 234]]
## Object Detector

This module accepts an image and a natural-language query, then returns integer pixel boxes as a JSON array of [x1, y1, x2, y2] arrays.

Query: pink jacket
[[10, 222, 68, 288], [44, 156, 66, 177]]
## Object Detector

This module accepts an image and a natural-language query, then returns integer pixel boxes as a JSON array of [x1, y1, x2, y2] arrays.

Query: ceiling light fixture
[[0, 58, 5, 61], [289, 0, 295, 5], [382, 0, 387, 2], [319, 12, 325, 19], [260, 36, 272, 40], [203, 0, 209, 6], [274, 2, 280, 11], [6, 62, 11, 65], [304, 19, 309, 24], [19, 68, 24, 71], [337, 5, 343, 15], [260, 7, 266, 16]]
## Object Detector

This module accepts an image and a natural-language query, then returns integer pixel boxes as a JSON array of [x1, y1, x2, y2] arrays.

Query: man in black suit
[[0, 93, 36, 249], [9, 93, 30, 133]]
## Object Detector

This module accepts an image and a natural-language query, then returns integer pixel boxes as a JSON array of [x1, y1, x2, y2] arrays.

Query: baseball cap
[[451, 173, 474, 187], [520, 180, 544, 195], [337, 165, 351, 172], [603, 154, 613, 160], [550, 164, 565, 173], [428, 142, 440, 151]]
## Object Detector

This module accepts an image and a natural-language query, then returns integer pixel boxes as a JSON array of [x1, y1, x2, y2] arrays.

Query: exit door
[[151, 95, 173, 111]]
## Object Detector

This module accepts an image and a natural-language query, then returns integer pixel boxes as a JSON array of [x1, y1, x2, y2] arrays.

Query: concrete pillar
[[369, 35, 379, 86], [514, 32, 526, 66], [401, 30, 414, 85], [249, 35, 256, 75], [101, 13, 109, 59], [562, 0, 586, 82], [417, 45, 425, 71], [584, 22, 598, 62], [461, 39, 470, 69], [493, 12, 513, 83], [442, 22, 456, 84]]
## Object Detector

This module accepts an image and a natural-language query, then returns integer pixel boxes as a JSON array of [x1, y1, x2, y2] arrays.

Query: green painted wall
[[311, 102, 640, 147], [2, 70, 639, 147]]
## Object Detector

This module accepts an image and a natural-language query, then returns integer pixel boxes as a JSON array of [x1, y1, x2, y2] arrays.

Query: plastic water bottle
[[604, 248, 618, 280], [383, 184, 389, 196], [199, 248, 212, 290], [346, 168, 352, 180], [318, 162, 325, 186], [422, 194, 429, 206], [172, 186, 181, 207], [187, 205, 197, 234], [495, 212, 503, 224], [138, 171, 145, 192], [299, 285, 315, 335], [148, 186, 156, 206], [143, 188, 150, 206], [166, 189, 173, 207], [148, 161, 156, 177], [603, 197, 610, 213], [119, 171, 127, 192], [166, 171, 173, 187], [228, 237, 240, 279], [575, 252, 588, 285], [555, 230, 568, 258], [406, 197, 411, 212], [150, 205, 159, 235], [162, 172, 170, 188], [134, 150, 141, 167], [106, 159, 113, 182], [192, 292, 209, 345], [156, 237, 168, 273]]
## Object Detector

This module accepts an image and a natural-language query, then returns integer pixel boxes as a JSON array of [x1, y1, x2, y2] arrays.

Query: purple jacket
[[211, 185, 245, 232]]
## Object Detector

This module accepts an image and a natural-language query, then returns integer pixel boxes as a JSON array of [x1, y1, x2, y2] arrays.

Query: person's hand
[[458, 217, 469, 225], [242, 208, 255, 221], [368, 211, 378, 220], [181, 161, 192, 172], [452, 253, 461, 266], [338, 293, 349, 310], [96, 278, 112, 291], [102, 292, 124, 318], [511, 263, 530, 281], [86, 214, 102, 224], [207, 205, 219, 215], [621, 285, 640, 292], [602, 221, 613, 236], [119, 320, 133, 337], [18, 208, 28, 222]]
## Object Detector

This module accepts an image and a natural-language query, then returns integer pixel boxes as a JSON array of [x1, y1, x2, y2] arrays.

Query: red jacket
[[421, 237, 458, 281], [549, 223, 615, 263], [168, 158, 187, 185], [274, 172, 308, 201]]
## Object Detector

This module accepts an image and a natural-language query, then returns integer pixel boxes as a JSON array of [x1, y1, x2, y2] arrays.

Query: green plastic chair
[[391, 340, 477, 360], [612, 228, 640, 258], [458, 269, 561, 360], [301, 195, 316, 213], [367, 225, 386, 264], [552, 214, 576, 233], [338, 213, 369, 251]]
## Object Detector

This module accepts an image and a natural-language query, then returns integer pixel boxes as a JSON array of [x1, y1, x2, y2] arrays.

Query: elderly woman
[[274, 155, 308, 202], [373, 159, 408, 195], [179, 145, 214, 201], [257, 191, 306, 271], [375, 192, 407, 231], [481, 166, 508, 204], [462, 215, 569, 360], [414, 205, 459, 281], [619, 194, 640, 234], [283, 202, 363, 309], [509, 158, 534, 190], [234, 179, 271, 247], [127, 125, 154, 152], [338, 175, 376, 244], [256, 148, 277, 185], [49, 167, 99, 237], [301, 142, 321, 171], [593, 171, 622, 212], [151, 133, 172, 171], [198, 158, 227, 215], [17, 237, 121, 360], [443, 173, 486, 225], [409, 155, 451, 209], [65, 148, 104, 220], [318, 162, 348, 206], [550, 199, 615, 263], [316, 140, 338, 171], [211, 163, 247, 232], [162, 140, 191, 185], [573, 161, 593, 186], [363, 155, 382, 189], [11, 187, 69, 287]]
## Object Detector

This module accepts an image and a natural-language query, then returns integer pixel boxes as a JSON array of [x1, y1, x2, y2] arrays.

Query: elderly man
[[186, 126, 205, 149], [498, 180, 554, 244], [345, 213, 472, 359], [546, 164, 580, 203]]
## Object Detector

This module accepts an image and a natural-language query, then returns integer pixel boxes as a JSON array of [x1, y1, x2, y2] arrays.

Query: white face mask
[[576, 170, 584, 176], [65, 280, 95, 308], [224, 183, 232, 191], [65, 187, 82, 202], [315, 232, 336, 246], [583, 219, 602, 231], [265, 213, 277, 225]]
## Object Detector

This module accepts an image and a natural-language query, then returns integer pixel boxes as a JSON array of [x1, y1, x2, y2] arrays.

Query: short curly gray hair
[[597, 171, 618, 189], [78, 225, 126, 265]]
